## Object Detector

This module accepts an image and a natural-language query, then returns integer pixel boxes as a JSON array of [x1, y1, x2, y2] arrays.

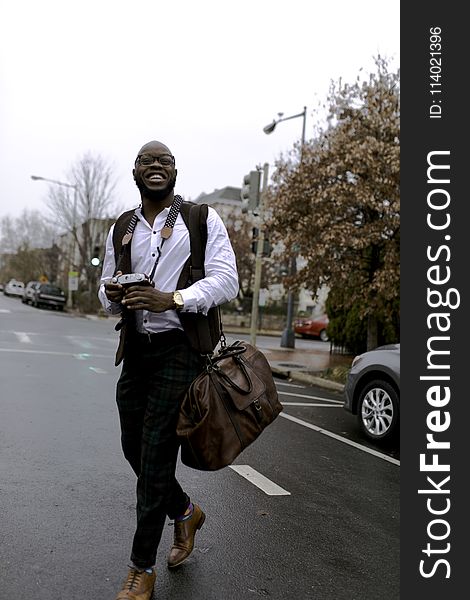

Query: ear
[[132, 168, 136, 180]]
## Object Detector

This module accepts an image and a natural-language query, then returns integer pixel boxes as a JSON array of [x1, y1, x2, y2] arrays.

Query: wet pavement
[[87, 315, 352, 391]]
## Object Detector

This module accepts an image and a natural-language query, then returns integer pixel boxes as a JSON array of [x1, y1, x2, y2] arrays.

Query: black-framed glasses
[[136, 154, 175, 167]]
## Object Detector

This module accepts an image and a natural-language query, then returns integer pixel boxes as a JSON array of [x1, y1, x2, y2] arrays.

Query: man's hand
[[121, 284, 174, 313], [104, 271, 125, 304]]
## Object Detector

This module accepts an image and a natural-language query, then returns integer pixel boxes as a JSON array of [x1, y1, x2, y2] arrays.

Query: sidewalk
[[224, 327, 350, 392]]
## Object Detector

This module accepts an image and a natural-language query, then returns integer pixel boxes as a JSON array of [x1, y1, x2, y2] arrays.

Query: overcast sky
[[0, 0, 399, 221]]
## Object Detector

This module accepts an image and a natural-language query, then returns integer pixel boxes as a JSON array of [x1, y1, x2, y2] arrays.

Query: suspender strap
[[148, 195, 183, 282]]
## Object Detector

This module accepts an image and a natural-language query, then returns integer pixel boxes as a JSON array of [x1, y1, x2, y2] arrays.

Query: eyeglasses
[[136, 154, 175, 167]]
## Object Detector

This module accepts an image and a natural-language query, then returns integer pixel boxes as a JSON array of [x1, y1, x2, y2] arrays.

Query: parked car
[[343, 343, 400, 441], [22, 281, 41, 304], [294, 314, 329, 341], [3, 279, 25, 298], [31, 283, 66, 311]]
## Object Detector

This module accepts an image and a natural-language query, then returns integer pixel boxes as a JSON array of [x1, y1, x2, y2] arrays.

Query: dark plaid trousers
[[116, 329, 203, 568]]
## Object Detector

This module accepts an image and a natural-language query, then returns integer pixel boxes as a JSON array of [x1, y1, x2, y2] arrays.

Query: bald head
[[133, 140, 177, 203], [136, 140, 173, 162]]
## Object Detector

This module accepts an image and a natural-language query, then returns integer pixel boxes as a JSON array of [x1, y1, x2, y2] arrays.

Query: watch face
[[174, 292, 184, 308]]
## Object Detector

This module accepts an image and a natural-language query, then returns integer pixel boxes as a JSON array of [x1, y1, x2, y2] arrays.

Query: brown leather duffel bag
[[177, 340, 283, 471]]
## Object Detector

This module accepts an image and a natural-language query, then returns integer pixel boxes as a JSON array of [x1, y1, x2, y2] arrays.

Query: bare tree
[[0, 209, 58, 254], [45, 152, 120, 300], [46, 152, 118, 232]]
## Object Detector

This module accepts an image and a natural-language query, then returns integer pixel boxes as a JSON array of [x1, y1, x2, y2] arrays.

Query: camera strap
[[114, 194, 183, 280], [148, 194, 183, 282]]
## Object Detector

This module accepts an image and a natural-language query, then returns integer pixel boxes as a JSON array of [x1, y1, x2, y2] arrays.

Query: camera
[[112, 273, 153, 287]]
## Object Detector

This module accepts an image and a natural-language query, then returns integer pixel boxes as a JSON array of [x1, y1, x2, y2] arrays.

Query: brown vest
[[112, 202, 221, 365]]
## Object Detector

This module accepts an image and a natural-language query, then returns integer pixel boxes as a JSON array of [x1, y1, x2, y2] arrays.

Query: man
[[98, 140, 239, 600]]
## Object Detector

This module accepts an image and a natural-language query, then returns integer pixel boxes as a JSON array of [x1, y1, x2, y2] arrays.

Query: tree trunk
[[367, 314, 378, 350]]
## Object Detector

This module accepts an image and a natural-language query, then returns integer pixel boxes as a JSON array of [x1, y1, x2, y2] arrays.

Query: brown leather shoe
[[115, 567, 156, 600], [167, 503, 206, 568]]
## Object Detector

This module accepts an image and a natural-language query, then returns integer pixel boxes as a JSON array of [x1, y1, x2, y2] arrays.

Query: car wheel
[[319, 329, 329, 342], [357, 379, 399, 441]]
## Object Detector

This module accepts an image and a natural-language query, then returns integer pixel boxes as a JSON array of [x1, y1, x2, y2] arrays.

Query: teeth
[[149, 174, 163, 181]]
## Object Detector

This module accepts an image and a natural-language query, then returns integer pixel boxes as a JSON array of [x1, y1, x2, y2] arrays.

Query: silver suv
[[343, 344, 400, 441]]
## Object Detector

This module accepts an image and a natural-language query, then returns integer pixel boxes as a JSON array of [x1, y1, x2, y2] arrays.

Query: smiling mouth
[[147, 173, 166, 183]]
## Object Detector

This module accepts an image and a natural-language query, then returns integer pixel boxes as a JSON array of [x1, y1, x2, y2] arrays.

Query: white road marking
[[13, 331, 32, 343], [67, 336, 93, 349], [0, 309, 11, 313], [89, 367, 107, 374], [278, 390, 343, 404], [229, 465, 291, 496], [282, 402, 341, 408], [0, 348, 111, 358], [279, 412, 400, 466], [275, 381, 306, 389]]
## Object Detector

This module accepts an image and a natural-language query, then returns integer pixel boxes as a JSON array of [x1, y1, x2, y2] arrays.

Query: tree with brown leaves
[[267, 57, 399, 350]]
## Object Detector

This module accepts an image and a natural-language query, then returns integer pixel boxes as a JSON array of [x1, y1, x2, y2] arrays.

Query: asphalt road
[[0, 295, 399, 600]]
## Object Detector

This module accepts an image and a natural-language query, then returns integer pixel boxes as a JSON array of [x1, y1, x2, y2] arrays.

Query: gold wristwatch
[[173, 290, 184, 311]]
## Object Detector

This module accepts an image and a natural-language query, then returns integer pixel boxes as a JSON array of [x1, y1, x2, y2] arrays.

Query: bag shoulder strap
[[178, 202, 209, 286], [112, 209, 135, 260], [178, 202, 222, 353], [112, 208, 138, 275]]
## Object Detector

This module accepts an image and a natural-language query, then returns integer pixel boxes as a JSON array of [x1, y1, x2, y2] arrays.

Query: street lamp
[[263, 106, 307, 348], [30, 174, 78, 309]]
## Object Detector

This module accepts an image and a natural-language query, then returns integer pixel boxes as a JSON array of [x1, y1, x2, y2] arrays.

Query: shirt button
[[153, 231, 157, 234], [144, 319, 147, 323], [152, 253, 155, 257]]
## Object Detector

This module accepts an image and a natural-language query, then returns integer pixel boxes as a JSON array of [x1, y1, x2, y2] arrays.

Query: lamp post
[[263, 106, 306, 348], [30, 175, 78, 309]]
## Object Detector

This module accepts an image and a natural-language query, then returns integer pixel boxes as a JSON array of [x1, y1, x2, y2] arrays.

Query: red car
[[294, 314, 329, 342]]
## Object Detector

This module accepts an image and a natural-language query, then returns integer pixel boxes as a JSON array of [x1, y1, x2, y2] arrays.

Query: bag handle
[[209, 344, 253, 395]]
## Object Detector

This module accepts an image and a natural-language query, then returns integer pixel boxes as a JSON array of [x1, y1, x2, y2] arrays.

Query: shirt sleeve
[[97, 224, 122, 315], [178, 207, 239, 315]]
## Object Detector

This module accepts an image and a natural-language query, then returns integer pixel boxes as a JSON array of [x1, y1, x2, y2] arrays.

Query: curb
[[271, 367, 345, 392]]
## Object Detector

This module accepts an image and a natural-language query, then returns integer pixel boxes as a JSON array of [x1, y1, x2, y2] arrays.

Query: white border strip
[[279, 412, 400, 466], [278, 390, 343, 404], [275, 381, 306, 389], [229, 465, 291, 496], [282, 402, 341, 408], [0, 348, 111, 358]]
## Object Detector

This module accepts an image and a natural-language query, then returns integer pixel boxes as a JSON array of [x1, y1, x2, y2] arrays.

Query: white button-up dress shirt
[[98, 204, 239, 334]]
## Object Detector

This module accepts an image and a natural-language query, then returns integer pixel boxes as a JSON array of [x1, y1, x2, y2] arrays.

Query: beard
[[135, 173, 177, 201]]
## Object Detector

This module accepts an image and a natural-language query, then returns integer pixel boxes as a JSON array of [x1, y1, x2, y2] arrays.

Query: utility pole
[[264, 106, 307, 348], [31, 174, 78, 309], [250, 162, 269, 347]]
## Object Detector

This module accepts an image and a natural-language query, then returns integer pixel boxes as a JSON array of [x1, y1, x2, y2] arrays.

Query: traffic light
[[251, 228, 271, 257], [251, 227, 259, 254], [91, 245, 101, 267], [241, 170, 261, 214]]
